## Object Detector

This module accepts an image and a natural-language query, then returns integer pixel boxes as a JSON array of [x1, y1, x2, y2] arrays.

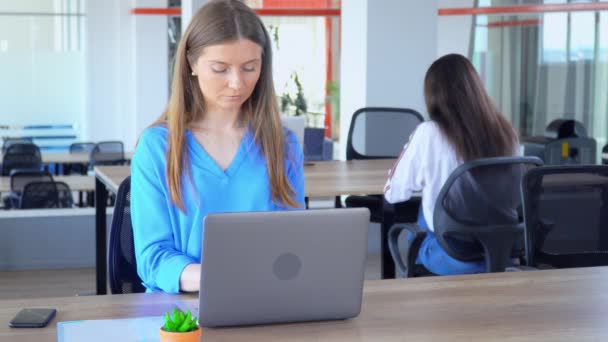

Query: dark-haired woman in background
[[384, 54, 519, 275]]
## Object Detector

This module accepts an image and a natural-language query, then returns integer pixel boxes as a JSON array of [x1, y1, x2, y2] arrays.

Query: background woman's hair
[[152, 0, 299, 212], [424, 53, 518, 161]]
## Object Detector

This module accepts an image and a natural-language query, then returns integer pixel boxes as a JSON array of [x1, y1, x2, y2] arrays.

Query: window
[[0, 0, 86, 149]]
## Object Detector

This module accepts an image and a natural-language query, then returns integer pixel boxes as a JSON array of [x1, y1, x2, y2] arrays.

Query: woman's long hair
[[152, 0, 298, 212], [424, 54, 518, 161]]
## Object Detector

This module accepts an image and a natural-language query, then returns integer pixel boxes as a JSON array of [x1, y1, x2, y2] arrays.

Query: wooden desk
[[0, 152, 133, 165], [3, 267, 608, 341], [94, 160, 395, 196], [0, 175, 95, 193], [93, 159, 399, 294]]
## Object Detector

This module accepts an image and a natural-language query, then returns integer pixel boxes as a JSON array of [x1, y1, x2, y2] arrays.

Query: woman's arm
[[285, 129, 306, 208], [131, 128, 197, 293], [384, 126, 425, 204]]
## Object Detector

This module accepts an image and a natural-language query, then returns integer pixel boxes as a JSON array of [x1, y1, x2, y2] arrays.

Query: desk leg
[[381, 200, 396, 279], [95, 178, 108, 295], [601, 190, 608, 251]]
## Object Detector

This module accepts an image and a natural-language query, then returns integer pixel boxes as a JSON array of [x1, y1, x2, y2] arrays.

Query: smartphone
[[9, 308, 56, 328]]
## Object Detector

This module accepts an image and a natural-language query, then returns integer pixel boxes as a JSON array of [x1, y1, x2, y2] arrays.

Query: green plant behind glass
[[281, 71, 308, 116]]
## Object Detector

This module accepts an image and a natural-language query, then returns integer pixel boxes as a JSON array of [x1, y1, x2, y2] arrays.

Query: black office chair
[[69, 142, 95, 175], [90, 141, 126, 167], [602, 144, 607, 165], [19, 180, 73, 209], [5, 169, 54, 209], [522, 165, 608, 269], [304, 128, 333, 161], [2, 137, 33, 154], [1, 143, 42, 176], [389, 157, 543, 277], [20, 181, 56, 209], [344, 107, 424, 223], [109, 176, 145, 294], [70, 142, 95, 153], [55, 181, 74, 208]]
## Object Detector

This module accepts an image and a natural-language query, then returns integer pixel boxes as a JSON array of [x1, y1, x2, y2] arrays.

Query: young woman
[[384, 54, 519, 275], [131, 0, 305, 293]]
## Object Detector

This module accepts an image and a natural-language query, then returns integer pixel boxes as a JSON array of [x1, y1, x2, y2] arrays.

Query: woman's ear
[[186, 52, 198, 76], [189, 60, 197, 76]]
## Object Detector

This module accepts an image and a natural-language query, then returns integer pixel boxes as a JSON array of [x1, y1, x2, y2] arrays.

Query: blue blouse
[[131, 125, 305, 293]]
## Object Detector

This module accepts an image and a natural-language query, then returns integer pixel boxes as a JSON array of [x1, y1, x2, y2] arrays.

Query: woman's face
[[192, 39, 263, 115]]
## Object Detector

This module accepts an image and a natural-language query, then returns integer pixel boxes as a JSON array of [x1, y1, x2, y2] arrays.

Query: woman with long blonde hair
[[131, 0, 304, 293]]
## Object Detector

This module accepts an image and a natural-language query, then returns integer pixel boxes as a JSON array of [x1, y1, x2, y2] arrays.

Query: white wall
[[0, 209, 112, 270], [133, 0, 169, 150], [0, 1, 86, 132], [85, 0, 168, 150], [339, 0, 368, 159], [182, 0, 209, 33], [436, 0, 474, 58], [339, 0, 439, 159], [85, 0, 123, 143], [366, 0, 437, 112]]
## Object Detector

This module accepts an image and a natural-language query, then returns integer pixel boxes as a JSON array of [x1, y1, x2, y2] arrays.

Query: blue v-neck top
[[131, 125, 305, 293]]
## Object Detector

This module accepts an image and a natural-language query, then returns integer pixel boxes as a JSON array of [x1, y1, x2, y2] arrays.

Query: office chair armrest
[[388, 224, 427, 278], [505, 266, 538, 272], [8, 192, 21, 209], [322, 138, 334, 161]]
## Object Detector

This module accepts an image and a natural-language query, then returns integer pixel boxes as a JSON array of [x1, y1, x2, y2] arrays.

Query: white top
[[384, 121, 461, 232]]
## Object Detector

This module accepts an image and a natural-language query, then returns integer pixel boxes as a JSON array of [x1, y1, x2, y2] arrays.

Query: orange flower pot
[[159, 327, 202, 342]]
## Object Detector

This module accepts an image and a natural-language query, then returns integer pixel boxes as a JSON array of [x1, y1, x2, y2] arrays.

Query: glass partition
[[469, 0, 608, 157]]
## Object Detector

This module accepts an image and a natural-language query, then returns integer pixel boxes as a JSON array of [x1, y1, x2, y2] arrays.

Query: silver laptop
[[199, 208, 370, 327]]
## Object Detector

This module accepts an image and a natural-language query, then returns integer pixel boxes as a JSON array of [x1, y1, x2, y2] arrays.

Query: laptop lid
[[199, 208, 370, 327]]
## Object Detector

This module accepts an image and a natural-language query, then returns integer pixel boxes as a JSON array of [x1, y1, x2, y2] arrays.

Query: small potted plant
[[159, 308, 201, 342]]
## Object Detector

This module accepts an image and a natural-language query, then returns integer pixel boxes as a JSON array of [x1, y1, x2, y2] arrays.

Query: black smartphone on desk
[[9, 308, 56, 328]]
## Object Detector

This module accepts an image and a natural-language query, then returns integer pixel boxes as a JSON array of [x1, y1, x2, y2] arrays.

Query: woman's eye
[[243, 67, 256, 72], [212, 68, 227, 73]]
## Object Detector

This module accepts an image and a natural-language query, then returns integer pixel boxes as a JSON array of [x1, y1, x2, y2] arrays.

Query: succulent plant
[[162, 309, 198, 333]]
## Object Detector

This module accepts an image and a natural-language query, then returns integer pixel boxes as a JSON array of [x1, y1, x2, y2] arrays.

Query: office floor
[[0, 268, 96, 299]]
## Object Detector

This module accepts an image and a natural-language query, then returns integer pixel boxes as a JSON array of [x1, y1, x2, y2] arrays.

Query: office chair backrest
[[346, 107, 423, 160], [433, 157, 543, 272], [19, 181, 60, 209], [90, 141, 125, 166], [522, 165, 608, 268], [602, 144, 607, 165], [55, 181, 74, 208], [544, 137, 596, 165], [70, 142, 95, 154], [109, 176, 145, 294], [3, 142, 39, 155], [2, 143, 42, 176], [281, 115, 305, 148], [10, 169, 54, 193], [2, 138, 33, 153], [544, 119, 587, 139], [303, 128, 333, 161]]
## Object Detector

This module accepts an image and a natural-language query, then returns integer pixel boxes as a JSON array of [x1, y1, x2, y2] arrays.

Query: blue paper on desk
[[57, 316, 165, 342]]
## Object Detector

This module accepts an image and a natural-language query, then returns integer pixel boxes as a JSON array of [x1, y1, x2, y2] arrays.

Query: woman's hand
[[179, 263, 201, 292]]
